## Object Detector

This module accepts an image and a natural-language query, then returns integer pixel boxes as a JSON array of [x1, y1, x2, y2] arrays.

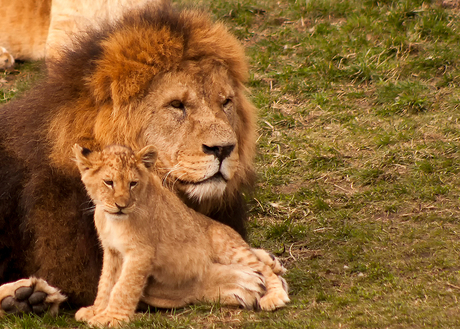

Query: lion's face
[[48, 8, 257, 209], [140, 62, 241, 202]]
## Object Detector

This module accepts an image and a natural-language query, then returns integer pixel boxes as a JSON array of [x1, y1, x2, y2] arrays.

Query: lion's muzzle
[[202, 144, 235, 163]]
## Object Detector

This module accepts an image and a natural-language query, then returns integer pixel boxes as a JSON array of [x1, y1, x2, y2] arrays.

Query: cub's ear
[[137, 145, 158, 170], [72, 143, 93, 172]]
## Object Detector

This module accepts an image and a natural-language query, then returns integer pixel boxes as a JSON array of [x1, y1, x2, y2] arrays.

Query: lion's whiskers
[[171, 172, 187, 191], [160, 163, 184, 188]]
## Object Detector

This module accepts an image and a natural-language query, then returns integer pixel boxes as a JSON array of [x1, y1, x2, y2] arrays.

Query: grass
[[1, 0, 460, 327]]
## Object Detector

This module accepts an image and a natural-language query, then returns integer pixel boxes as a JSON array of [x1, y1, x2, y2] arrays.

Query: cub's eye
[[104, 180, 114, 188], [170, 100, 185, 110], [130, 181, 138, 189]]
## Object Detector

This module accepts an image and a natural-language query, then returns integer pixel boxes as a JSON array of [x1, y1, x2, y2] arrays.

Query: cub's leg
[[88, 255, 151, 328], [75, 248, 122, 322], [251, 248, 289, 294], [199, 263, 267, 309], [251, 248, 286, 276], [141, 263, 266, 310], [232, 249, 290, 311], [0, 278, 66, 317], [253, 261, 290, 310], [141, 281, 191, 309]]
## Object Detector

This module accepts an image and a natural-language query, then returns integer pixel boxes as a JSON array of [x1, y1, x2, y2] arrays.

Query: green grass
[[2, 0, 460, 327], [0, 61, 43, 103]]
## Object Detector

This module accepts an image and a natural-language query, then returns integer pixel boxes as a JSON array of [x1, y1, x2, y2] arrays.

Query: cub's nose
[[115, 202, 127, 210], [202, 144, 235, 162]]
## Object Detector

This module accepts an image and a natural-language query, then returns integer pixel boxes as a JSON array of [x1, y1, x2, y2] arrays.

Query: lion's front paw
[[75, 305, 97, 322], [259, 287, 290, 311], [0, 277, 66, 317], [88, 312, 129, 328]]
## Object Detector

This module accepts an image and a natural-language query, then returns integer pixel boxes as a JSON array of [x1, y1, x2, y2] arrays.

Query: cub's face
[[140, 63, 241, 203], [73, 145, 157, 220], [89, 164, 142, 221]]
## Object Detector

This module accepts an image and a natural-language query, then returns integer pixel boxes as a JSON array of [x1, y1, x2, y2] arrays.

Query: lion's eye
[[170, 100, 185, 110], [104, 180, 114, 188], [223, 98, 232, 107], [130, 181, 138, 189]]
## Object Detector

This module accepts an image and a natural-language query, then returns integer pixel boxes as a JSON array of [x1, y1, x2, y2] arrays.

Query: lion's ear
[[137, 145, 158, 170], [72, 143, 93, 172]]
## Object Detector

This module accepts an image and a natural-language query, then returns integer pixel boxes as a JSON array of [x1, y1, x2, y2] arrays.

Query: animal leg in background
[[141, 263, 268, 310], [0, 47, 14, 70]]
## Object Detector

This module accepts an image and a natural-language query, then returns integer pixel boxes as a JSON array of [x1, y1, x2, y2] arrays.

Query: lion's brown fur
[[0, 4, 256, 305]]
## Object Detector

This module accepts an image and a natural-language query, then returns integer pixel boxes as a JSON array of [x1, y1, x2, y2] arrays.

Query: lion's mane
[[0, 4, 256, 305]]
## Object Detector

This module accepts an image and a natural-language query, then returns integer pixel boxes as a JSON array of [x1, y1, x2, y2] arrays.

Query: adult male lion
[[0, 3, 257, 314]]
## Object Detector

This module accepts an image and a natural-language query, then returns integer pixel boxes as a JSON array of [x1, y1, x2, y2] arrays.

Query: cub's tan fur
[[73, 144, 289, 327]]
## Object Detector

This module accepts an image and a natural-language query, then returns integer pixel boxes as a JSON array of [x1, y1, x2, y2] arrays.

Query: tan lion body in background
[[0, 0, 162, 69]]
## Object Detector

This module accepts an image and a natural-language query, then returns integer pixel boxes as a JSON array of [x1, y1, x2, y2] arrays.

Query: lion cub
[[73, 144, 289, 327]]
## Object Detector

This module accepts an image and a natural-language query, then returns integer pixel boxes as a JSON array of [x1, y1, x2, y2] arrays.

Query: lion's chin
[[183, 176, 227, 202]]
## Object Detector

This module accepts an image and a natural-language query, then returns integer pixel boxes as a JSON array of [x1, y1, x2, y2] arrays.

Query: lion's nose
[[202, 144, 235, 162]]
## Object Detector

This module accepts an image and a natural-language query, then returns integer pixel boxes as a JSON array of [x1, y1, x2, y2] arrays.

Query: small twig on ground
[[289, 243, 297, 261], [446, 282, 460, 291]]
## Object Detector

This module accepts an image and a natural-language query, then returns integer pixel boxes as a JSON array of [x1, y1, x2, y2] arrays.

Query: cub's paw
[[88, 312, 129, 328], [251, 248, 286, 275], [75, 305, 97, 322], [221, 266, 267, 310], [259, 286, 290, 311], [0, 277, 66, 317]]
